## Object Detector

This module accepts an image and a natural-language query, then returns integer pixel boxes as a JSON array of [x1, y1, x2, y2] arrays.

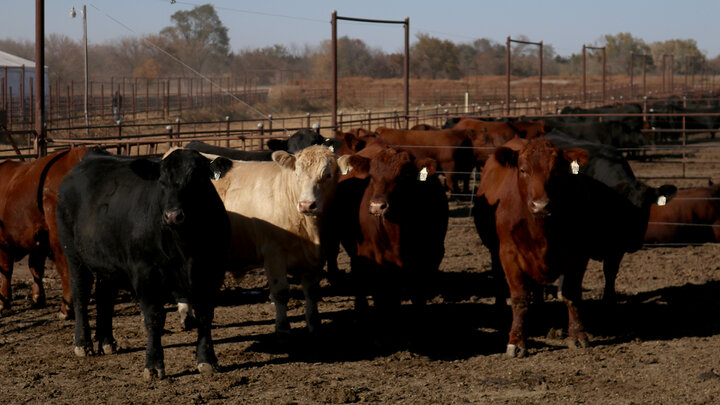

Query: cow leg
[[301, 269, 322, 334], [560, 266, 590, 350], [71, 264, 94, 357], [193, 301, 218, 374], [27, 250, 47, 308], [176, 299, 196, 331], [602, 254, 623, 304], [502, 260, 529, 358], [264, 264, 291, 335], [49, 235, 74, 320], [139, 300, 166, 380], [0, 252, 14, 312], [94, 277, 117, 355]]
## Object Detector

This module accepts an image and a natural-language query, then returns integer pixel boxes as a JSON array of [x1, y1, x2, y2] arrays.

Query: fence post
[[306, 112, 311, 128], [367, 109, 372, 129], [338, 111, 343, 132], [116, 121, 123, 155], [257, 122, 264, 150], [175, 117, 181, 147], [225, 115, 230, 148]]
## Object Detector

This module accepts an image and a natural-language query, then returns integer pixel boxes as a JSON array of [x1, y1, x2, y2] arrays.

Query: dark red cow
[[374, 127, 475, 197], [475, 137, 590, 357], [0, 147, 88, 317], [329, 142, 449, 307], [645, 184, 720, 245]]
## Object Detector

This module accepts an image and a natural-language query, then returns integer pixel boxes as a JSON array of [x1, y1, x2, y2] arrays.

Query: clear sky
[[1, 0, 719, 58]]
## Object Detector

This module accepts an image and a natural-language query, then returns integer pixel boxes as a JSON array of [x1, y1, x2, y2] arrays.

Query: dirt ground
[[2, 141, 720, 404]]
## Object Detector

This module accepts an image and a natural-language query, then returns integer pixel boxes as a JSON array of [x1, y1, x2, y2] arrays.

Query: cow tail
[[37, 149, 71, 216]]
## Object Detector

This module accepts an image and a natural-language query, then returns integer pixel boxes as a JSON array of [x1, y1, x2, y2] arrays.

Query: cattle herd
[[1, 99, 719, 380]]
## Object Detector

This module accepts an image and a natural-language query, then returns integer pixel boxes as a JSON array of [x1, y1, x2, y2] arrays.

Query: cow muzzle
[[528, 198, 550, 217], [369, 199, 388, 217], [163, 208, 185, 225], [298, 200, 319, 216]]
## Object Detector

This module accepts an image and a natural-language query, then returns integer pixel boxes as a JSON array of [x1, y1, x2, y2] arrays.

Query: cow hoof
[[506, 344, 528, 358], [143, 368, 166, 380], [74, 345, 93, 357], [567, 337, 590, 350], [99, 342, 117, 355], [57, 311, 69, 321], [197, 362, 216, 375], [30, 295, 46, 308]]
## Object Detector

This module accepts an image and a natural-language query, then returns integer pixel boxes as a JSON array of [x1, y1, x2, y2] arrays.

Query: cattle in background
[[450, 118, 525, 169], [645, 184, 720, 245], [647, 99, 720, 142], [410, 123, 439, 130], [56, 149, 231, 379], [186, 128, 341, 161], [333, 128, 377, 156], [554, 103, 648, 150], [267, 128, 342, 153], [474, 137, 591, 357], [329, 142, 448, 309], [0, 147, 88, 318], [374, 127, 475, 196], [208, 146, 350, 336], [545, 130, 677, 302]]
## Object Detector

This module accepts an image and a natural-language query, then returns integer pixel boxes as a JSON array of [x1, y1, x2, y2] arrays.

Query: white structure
[[0, 49, 49, 105]]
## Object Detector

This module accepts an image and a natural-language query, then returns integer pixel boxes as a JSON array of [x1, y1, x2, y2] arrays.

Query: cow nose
[[528, 199, 549, 215], [298, 200, 318, 215], [369, 200, 388, 216], [163, 208, 185, 225]]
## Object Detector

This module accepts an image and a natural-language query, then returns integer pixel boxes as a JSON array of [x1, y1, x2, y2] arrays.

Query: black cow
[[267, 128, 342, 153], [56, 149, 232, 379], [545, 130, 676, 301], [647, 100, 720, 142], [186, 141, 273, 161], [186, 129, 341, 161]]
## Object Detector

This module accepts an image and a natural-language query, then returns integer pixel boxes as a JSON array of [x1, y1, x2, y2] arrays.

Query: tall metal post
[[601, 47, 606, 103], [403, 17, 409, 129], [630, 52, 634, 98], [35, 0, 46, 157], [505, 36, 511, 114], [662, 54, 666, 93], [538, 41, 543, 113], [642, 55, 647, 96], [331, 10, 337, 130], [582, 45, 586, 105]]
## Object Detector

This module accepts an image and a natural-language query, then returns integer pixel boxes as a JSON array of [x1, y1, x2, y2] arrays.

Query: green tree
[[411, 33, 461, 79], [598, 32, 651, 75], [160, 4, 231, 73], [650, 39, 705, 74]]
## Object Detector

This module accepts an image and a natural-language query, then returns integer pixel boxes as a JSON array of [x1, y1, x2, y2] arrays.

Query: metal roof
[[0, 50, 36, 68]]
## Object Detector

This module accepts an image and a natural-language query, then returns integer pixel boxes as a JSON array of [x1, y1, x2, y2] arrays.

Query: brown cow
[[0, 147, 88, 318], [475, 137, 590, 357], [374, 127, 475, 197], [329, 142, 449, 308], [644, 184, 720, 245], [451, 118, 522, 169]]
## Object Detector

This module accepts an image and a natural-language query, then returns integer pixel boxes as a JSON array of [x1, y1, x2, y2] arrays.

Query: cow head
[[272, 145, 351, 216], [136, 149, 231, 227], [343, 146, 437, 218], [494, 138, 588, 217]]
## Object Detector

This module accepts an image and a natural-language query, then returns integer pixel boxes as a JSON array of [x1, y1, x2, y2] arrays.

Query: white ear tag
[[570, 160, 580, 175], [213, 170, 221, 180], [341, 166, 351, 175], [328, 145, 335, 153], [418, 167, 428, 181], [657, 195, 667, 206]]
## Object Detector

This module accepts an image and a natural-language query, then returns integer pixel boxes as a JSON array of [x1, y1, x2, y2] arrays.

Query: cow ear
[[564, 148, 589, 167], [209, 157, 233, 180], [267, 138, 288, 151], [130, 158, 161, 180], [272, 150, 296, 170], [343, 155, 370, 179], [415, 157, 437, 177], [324, 138, 342, 153], [336, 155, 353, 176], [493, 147, 518, 167]]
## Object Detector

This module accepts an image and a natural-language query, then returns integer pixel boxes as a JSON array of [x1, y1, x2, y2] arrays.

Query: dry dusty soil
[[2, 140, 720, 404]]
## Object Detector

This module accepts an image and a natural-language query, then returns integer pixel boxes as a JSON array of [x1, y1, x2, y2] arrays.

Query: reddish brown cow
[[644, 184, 720, 245], [334, 128, 378, 156], [329, 142, 449, 308], [374, 127, 475, 196], [451, 118, 522, 169], [506, 119, 547, 139], [475, 137, 589, 357], [0, 147, 88, 317]]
